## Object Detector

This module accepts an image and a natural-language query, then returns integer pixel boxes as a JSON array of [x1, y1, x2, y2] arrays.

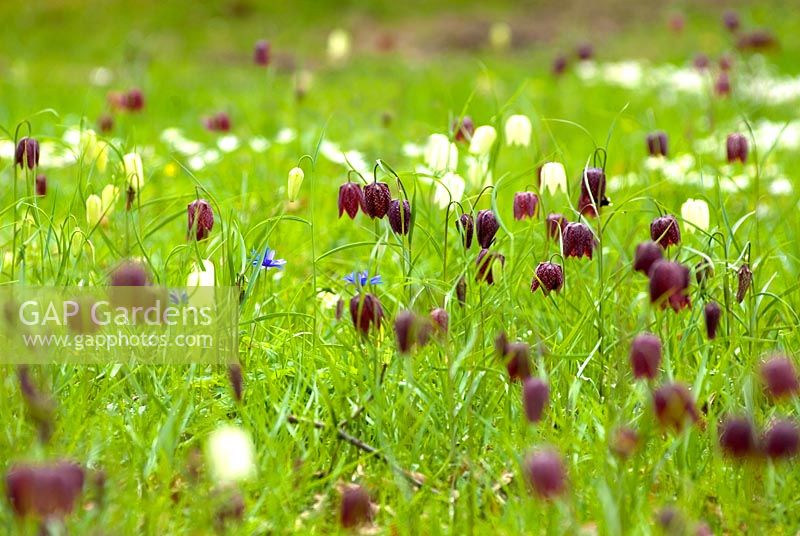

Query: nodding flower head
[[722, 10, 740, 32], [523, 377, 549, 423], [362, 182, 391, 219], [476, 209, 499, 248], [760, 355, 799, 399], [695, 259, 714, 285], [524, 448, 566, 499], [388, 199, 411, 235], [577, 167, 608, 217], [736, 263, 752, 303], [577, 42, 594, 60], [394, 310, 416, 354], [110, 261, 149, 286], [456, 276, 467, 305], [652, 382, 699, 431], [475, 248, 504, 285], [338, 182, 364, 219], [430, 308, 449, 333], [15, 137, 40, 170], [349, 293, 384, 336], [762, 420, 800, 459], [530, 262, 564, 295], [457, 213, 474, 249], [339, 485, 372, 528], [540, 162, 568, 195], [630, 333, 662, 380], [693, 53, 710, 71], [124, 88, 145, 111], [726, 133, 748, 164], [648, 260, 691, 312], [646, 131, 668, 157], [343, 271, 382, 287], [552, 54, 568, 76], [5, 461, 85, 519], [633, 241, 663, 275], [562, 222, 597, 259], [35, 174, 47, 197], [704, 301, 721, 339], [505, 342, 531, 382], [452, 115, 475, 143], [253, 39, 270, 66], [715, 72, 731, 97], [650, 215, 681, 248], [187, 199, 214, 241], [719, 416, 756, 458], [546, 213, 568, 239], [610, 427, 639, 459], [513, 192, 539, 220], [252, 247, 286, 270], [204, 112, 231, 133]]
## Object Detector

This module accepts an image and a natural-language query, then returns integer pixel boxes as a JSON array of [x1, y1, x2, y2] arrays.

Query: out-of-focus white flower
[[86, 195, 103, 227], [81, 129, 108, 172], [469, 125, 497, 156], [217, 135, 240, 153], [287, 166, 304, 202], [317, 290, 339, 310], [249, 136, 270, 153], [188, 149, 221, 171], [205, 425, 255, 484], [327, 29, 351, 62], [424, 134, 458, 174], [540, 162, 567, 195], [402, 142, 424, 158], [187, 259, 215, 287], [294, 69, 313, 96], [2, 251, 14, 272], [681, 198, 710, 233], [275, 128, 296, 145], [769, 177, 792, 195], [123, 152, 144, 192], [89, 66, 114, 87], [504, 115, 531, 147], [466, 156, 492, 187], [101, 185, 118, 215], [489, 22, 511, 50], [434, 172, 466, 208]]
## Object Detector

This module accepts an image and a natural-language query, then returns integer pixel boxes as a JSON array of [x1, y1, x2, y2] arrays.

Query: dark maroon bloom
[[695, 259, 714, 285], [650, 214, 681, 248], [695, 522, 713, 536], [35, 174, 46, 196], [524, 449, 566, 499], [253, 39, 270, 66], [124, 88, 144, 111], [388, 199, 411, 235], [362, 182, 391, 219], [760, 355, 799, 399], [630, 333, 661, 380], [726, 133, 748, 164], [335, 298, 344, 320], [5, 461, 85, 519], [719, 416, 756, 458], [338, 182, 364, 219], [475, 248, 504, 285], [552, 54, 568, 76], [18, 366, 54, 442], [213, 489, 245, 530], [204, 112, 231, 132], [693, 53, 710, 71], [546, 213, 567, 239], [506, 342, 531, 381], [653, 382, 698, 431], [97, 114, 114, 133], [633, 241, 663, 275], [736, 263, 752, 303], [657, 507, 686, 534], [719, 54, 734, 71], [722, 10, 740, 32], [187, 198, 214, 241], [340, 485, 372, 528], [714, 72, 731, 97], [649, 260, 691, 311], [15, 137, 40, 170], [476, 209, 499, 248], [578, 167, 608, 217], [530, 262, 564, 295], [228, 363, 243, 402], [453, 116, 475, 143], [704, 302, 721, 340], [349, 293, 384, 336], [456, 276, 467, 305], [457, 213, 474, 249], [576, 42, 594, 61], [394, 310, 415, 354], [562, 222, 596, 259], [430, 308, 448, 333], [523, 377, 549, 423], [736, 30, 778, 51], [646, 131, 668, 157], [126, 186, 137, 211], [668, 13, 685, 33], [495, 331, 509, 356], [513, 192, 539, 220], [110, 261, 149, 286], [762, 420, 800, 459], [611, 427, 639, 458]]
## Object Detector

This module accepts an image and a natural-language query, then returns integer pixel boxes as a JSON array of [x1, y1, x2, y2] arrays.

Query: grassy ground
[[2, 0, 800, 534]]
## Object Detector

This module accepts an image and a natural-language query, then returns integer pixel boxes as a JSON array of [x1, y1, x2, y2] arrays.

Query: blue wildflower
[[252, 247, 287, 270], [344, 271, 382, 286], [169, 289, 189, 305]]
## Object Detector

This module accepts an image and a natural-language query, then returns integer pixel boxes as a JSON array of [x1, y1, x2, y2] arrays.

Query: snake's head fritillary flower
[[338, 182, 364, 219], [736, 30, 778, 51], [736, 263, 752, 303], [715, 72, 731, 97], [513, 192, 539, 220], [719, 54, 733, 71], [457, 213, 474, 249], [726, 133, 748, 164], [340, 485, 372, 528], [523, 377, 549, 423], [576, 42, 594, 60], [505, 115, 532, 147], [287, 166, 304, 202], [430, 308, 449, 333], [524, 448, 566, 499], [562, 222, 596, 259], [650, 215, 681, 248], [452, 116, 475, 143], [530, 262, 564, 294], [633, 241, 663, 275], [475, 249, 504, 285], [649, 260, 691, 311], [110, 261, 149, 286], [456, 276, 467, 305], [124, 88, 144, 111], [540, 162, 568, 195], [578, 167, 608, 217], [187, 259, 215, 287], [695, 259, 714, 285], [476, 209, 499, 248], [551, 54, 568, 76], [760, 355, 799, 399], [704, 302, 721, 339], [5, 461, 85, 519], [680, 198, 710, 233], [719, 416, 756, 458], [97, 114, 114, 133], [505, 342, 531, 382], [205, 425, 255, 484], [394, 310, 416, 354], [646, 131, 668, 157], [469, 125, 497, 156], [253, 39, 270, 66], [228, 363, 243, 402], [123, 152, 144, 193], [187, 199, 214, 241], [693, 53, 710, 71], [653, 382, 698, 431], [14, 137, 40, 170], [204, 112, 231, 132], [722, 10, 740, 32], [657, 507, 686, 534], [546, 213, 567, 239], [362, 182, 391, 219], [425, 133, 458, 172], [388, 199, 411, 235], [35, 174, 46, 197], [630, 333, 661, 380], [762, 420, 800, 459], [610, 427, 639, 459], [668, 13, 685, 33], [349, 293, 384, 335]]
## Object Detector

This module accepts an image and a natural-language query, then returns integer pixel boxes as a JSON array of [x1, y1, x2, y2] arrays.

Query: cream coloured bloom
[[101, 184, 118, 215], [680, 198, 710, 233], [424, 134, 458, 174], [489, 22, 511, 50], [187, 259, 215, 287], [504, 115, 531, 147], [433, 172, 466, 208], [205, 425, 255, 484], [81, 129, 108, 172], [327, 29, 351, 62], [123, 152, 144, 192], [540, 162, 568, 195], [469, 125, 497, 156], [86, 195, 103, 227], [287, 166, 304, 202]]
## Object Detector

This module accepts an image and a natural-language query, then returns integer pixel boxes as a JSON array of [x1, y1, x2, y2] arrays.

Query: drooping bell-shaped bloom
[[762, 420, 800, 459], [562, 222, 596, 259], [338, 182, 364, 219], [349, 293, 384, 335], [110, 260, 149, 286], [430, 308, 449, 333], [630, 333, 661, 380], [513, 192, 539, 220], [362, 182, 391, 219], [489, 22, 511, 50], [124, 88, 145, 111], [650, 214, 681, 248], [760, 355, 799, 399], [253, 39, 270, 66], [452, 116, 475, 143], [287, 167, 304, 202], [205, 425, 255, 484], [388, 199, 411, 235], [476, 209, 499, 248], [394, 310, 416, 354], [540, 162, 568, 195], [646, 131, 668, 157], [680, 198, 710, 233], [505, 115, 532, 147], [123, 152, 144, 192], [719, 416, 756, 458], [736, 263, 752, 303], [340, 485, 372, 528], [35, 174, 47, 196], [530, 262, 564, 294], [475, 248, 504, 285], [433, 172, 465, 208], [524, 449, 566, 499], [204, 112, 231, 132], [97, 114, 114, 133], [693, 53, 710, 71], [633, 241, 663, 275], [469, 125, 497, 156], [546, 213, 567, 239], [704, 301, 721, 339], [715, 72, 731, 97], [695, 260, 714, 285], [457, 213, 474, 249], [14, 137, 40, 170], [722, 10, 740, 32], [552, 54, 568, 76], [505, 342, 530, 381], [327, 29, 351, 62], [576, 42, 594, 60], [5, 461, 85, 519], [187, 259, 215, 287], [577, 167, 608, 217], [649, 260, 691, 311], [86, 195, 103, 227], [726, 133, 748, 164], [523, 377, 549, 423], [610, 427, 639, 459], [188, 199, 214, 241], [652, 382, 699, 431], [425, 133, 458, 173]]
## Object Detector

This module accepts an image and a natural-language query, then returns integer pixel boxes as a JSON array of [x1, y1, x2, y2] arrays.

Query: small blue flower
[[252, 247, 287, 270], [344, 271, 382, 286], [169, 289, 189, 306]]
